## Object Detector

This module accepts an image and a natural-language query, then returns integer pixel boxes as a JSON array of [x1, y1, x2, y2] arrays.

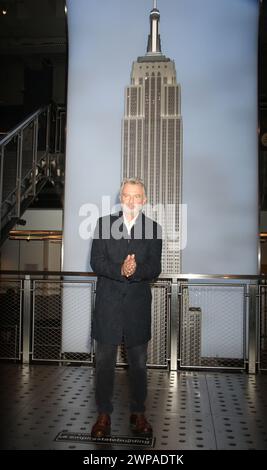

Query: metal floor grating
[[0, 365, 267, 450]]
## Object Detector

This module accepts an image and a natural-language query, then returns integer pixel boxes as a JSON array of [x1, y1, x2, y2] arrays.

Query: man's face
[[120, 183, 147, 220]]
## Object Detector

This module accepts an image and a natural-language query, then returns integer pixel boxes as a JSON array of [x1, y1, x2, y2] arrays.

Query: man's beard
[[122, 204, 142, 218]]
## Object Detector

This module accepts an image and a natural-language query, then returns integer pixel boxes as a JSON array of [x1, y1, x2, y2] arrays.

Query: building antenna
[[153, 0, 157, 9]]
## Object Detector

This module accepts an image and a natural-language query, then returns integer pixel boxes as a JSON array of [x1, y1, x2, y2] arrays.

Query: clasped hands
[[121, 254, 136, 278]]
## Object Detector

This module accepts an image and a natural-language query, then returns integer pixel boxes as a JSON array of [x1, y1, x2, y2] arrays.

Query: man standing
[[90, 177, 162, 438]]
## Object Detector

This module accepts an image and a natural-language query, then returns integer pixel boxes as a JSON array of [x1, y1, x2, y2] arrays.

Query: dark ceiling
[[0, 0, 266, 104]]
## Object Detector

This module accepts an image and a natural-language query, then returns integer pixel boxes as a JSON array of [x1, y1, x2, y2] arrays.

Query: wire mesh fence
[[179, 283, 246, 369], [0, 280, 22, 360], [32, 280, 95, 364], [0, 275, 264, 373], [116, 281, 170, 367], [259, 282, 267, 371]]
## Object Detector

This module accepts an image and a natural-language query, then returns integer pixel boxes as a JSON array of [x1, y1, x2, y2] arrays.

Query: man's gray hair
[[120, 177, 147, 197]]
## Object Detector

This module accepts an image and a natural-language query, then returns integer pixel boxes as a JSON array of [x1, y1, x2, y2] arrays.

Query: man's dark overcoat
[[90, 211, 162, 347]]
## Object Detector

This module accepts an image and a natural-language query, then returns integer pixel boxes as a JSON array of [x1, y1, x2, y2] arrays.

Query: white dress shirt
[[123, 213, 139, 235]]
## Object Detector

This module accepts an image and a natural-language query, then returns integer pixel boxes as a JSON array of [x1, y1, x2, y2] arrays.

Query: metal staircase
[[0, 104, 65, 246]]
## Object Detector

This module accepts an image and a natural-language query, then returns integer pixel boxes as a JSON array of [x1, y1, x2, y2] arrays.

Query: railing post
[[248, 282, 258, 374], [22, 275, 31, 364], [170, 278, 179, 371], [16, 131, 23, 217], [31, 117, 38, 197]]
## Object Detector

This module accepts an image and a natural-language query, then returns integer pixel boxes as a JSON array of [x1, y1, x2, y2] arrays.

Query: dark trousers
[[95, 341, 148, 414]]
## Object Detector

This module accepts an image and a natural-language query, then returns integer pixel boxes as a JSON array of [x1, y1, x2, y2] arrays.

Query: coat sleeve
[[132, 237, 162, 281], [90, 218, 124, 282], [131, 221, 162, 282]]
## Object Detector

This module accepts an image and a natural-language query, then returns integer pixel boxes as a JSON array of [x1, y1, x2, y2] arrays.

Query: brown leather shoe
[[91, 413, 111, 438], [130, 413, 153, 436]]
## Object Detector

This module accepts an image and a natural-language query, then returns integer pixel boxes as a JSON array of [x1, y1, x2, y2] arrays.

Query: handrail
[[0, 106, 49, 147], [0, 270, 265, 280]]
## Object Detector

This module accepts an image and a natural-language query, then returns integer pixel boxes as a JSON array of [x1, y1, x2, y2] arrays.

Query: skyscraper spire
[[146, 0, 162, 54]]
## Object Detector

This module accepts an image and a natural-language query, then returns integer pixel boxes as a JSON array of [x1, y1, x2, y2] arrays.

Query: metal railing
[[0, 271, 265, 373], [0, 104, 65, 245]]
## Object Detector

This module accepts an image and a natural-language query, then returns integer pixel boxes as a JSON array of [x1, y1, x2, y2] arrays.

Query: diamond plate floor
[[0, 365, 267, 450]]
